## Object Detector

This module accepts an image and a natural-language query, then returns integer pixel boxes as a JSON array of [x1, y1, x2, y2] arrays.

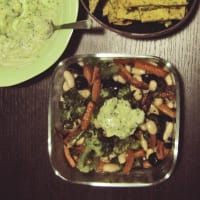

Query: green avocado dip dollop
[[95, 97, 145, 139], [0, 0, 59, 66]]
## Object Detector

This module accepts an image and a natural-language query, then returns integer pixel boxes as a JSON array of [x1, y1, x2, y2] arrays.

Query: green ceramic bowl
[[0, 0, 78, 87]]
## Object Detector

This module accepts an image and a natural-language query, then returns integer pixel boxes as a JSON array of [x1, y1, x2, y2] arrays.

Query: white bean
[[133, 88, 142, 101], [149, 80, 157, 91], [130, 85, 137, 91], [125, 65, 131, 72], [146, 120, 157, 135], [117, 75, 126, 84], [133, 74, 142, 81], [167, 101, 174, 109], [103, 163, 121, 173], [140, 123, 147, 131], [63, 70, 75, 88], [78, 89, 91, 98], [165, 74, 174, 86], [63, 81, 71, 91], [113, 74, 119, 82], [153, 98, 163, 106], [131, 67, 145, 75], [163, 122, 174, 141], [118, 152, 126, 164], [113, 74, 126, 84]]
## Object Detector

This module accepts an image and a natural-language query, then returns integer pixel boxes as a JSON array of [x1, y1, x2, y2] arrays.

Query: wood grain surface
[[0, 2, 199, 200]]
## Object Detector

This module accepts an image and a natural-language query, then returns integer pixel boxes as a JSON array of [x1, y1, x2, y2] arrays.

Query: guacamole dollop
[[95, 98, 145, 139]]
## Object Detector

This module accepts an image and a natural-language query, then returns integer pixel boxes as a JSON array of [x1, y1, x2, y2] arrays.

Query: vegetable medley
[[56, 57, 176, 174]]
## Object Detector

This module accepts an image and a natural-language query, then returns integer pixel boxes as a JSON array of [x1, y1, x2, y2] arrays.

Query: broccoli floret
[[129, 139, 141, 150], [85, 135, 103, 157], [84, 58, 119, 79], [76, 135, 103, 173], [100, 88, 111, 98], [60, 88, 87, 128], [113, 137, 130, 154], [101, 63, 119, 79], [117, 86, 131, 99], [113, 137, 141, 154]]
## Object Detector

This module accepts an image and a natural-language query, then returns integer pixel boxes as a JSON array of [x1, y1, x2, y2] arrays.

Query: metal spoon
[[52, 19, 93, 31], [46, 19, 93, 38]]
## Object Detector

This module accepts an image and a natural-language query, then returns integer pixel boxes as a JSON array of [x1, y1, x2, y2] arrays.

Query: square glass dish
[[48, 54, 180, 187]]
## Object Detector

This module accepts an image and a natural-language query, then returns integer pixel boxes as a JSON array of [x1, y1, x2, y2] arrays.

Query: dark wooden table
[[0, 3, 200, 200]]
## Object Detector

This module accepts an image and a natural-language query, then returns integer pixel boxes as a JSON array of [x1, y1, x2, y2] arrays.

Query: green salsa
[[95, 97, 145, 139]]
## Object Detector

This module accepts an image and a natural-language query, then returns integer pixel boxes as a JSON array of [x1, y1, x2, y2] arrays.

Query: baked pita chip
[[139, 6, 186, 22], [122, 0, 188, 8], [89, 0, 100, 13], [103, 0, 133, 25], [117, 6, 140, 20]]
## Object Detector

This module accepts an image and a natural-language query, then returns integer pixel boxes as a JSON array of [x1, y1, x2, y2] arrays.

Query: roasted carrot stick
[[134, 60, 168, 78], [133, 149, 146, 158], [156, 140, 170, 160], [149, 135, 157, 148], [156, 104, 176, 118], [92, 66, 101, 84], [163, 147, 170, 157], [96, 159, 105, 172], [83, 64, 93, 85], [156, 140, 165, 160], [123, 149, 145, 174], [113, 58, 135, 65], [64, 145, 76, 168], [92, 78, 101, 102], [81, 101, 96, 130], [118, 64, 148, 89], [123, 149, 135, 175]]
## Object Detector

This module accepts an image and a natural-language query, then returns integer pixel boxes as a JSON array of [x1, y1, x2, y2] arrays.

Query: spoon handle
[[56, 19, 93, 30]]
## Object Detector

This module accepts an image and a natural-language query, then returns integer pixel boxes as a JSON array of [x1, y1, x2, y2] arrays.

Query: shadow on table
[[0, 160, 37, 200]]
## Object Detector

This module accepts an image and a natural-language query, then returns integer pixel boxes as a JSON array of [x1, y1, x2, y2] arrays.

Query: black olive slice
[[75, 76, 88, 90], [148, 152, 160, 166]]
